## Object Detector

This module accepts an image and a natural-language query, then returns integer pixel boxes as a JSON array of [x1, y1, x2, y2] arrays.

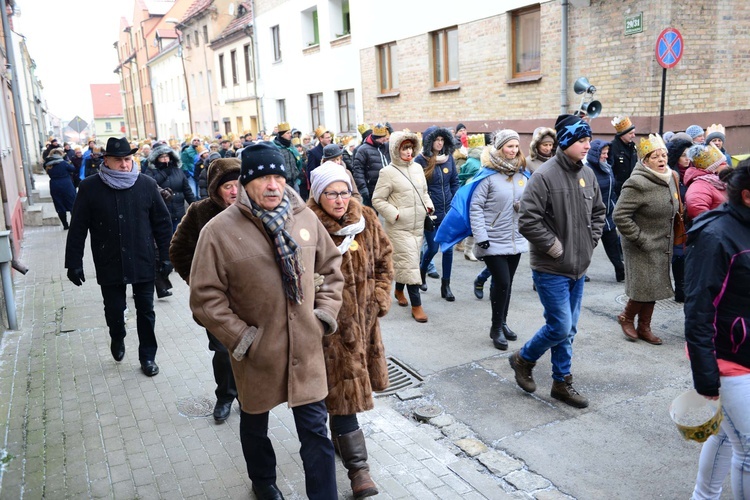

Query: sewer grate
[[375, 356, 423, 397], [615, 294, 684, 312], [176, 397, 214, 417]]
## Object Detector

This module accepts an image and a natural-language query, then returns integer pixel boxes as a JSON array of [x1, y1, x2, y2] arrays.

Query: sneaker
[[473, 278, 484, 300], [551, 375, 589, 408], [427, 271, 440, 279]]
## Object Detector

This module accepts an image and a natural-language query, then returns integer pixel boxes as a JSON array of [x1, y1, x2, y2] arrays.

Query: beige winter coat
[[189, 184, 344, 414], [372, 131, 433, 285]]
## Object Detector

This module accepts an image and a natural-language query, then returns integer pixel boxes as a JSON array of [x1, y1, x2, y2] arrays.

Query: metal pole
[[560, 0, 569, 115], [0, 262, 17, 330], [1, 4, 34, 204], [658, 67, 667, 135], [250, 0, 265, 133]]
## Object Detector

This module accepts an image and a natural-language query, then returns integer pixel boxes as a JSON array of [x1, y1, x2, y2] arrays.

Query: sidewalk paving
[[0, 184, 526, 499]]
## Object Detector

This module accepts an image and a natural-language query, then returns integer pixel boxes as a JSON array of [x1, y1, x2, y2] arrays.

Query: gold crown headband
[[636, 134, 666, 159]]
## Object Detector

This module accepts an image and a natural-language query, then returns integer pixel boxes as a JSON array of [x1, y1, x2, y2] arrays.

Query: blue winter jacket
[[414, 126, 459, 224]]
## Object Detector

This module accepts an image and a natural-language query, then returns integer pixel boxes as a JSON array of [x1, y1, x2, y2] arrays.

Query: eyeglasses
[[322, 190, 352, 200]]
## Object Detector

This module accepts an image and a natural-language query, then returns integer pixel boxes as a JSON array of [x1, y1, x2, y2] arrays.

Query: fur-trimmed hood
[[148, 144, 181, 169], [388, 131, 422, 168], [529, 127, 557, 161], [420, 126, 455, 158], [206, 158, 241, 208]]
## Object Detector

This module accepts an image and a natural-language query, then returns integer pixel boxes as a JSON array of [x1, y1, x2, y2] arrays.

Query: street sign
[[68, 116, 88, 133], [625, 13, 643, 35], [655, 28, 683, 69]]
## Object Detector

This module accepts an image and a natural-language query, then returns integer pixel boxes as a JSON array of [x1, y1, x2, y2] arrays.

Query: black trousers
[[207, 331, 237, 404], [240, 400, 337, 499], [330, 413, 359, 436], [395, 282, 421, 306], [100, 281, 157, 361], [484, 254, 521, 327], [600, 228, 625, 275]]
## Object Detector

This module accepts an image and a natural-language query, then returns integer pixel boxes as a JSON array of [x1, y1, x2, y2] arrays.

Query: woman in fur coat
[[308, 162, 394, 499], [613, 134, 679, 346]]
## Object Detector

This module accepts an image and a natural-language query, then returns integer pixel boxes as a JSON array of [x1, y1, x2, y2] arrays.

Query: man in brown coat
[[170, 157, 241, 423], [189, 142, 344, 500]]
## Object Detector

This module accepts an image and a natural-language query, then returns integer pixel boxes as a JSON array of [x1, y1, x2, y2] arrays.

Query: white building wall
[[254, 0, 363, 136], [213, 35, 259, 136], [149, 43, 190, 141]]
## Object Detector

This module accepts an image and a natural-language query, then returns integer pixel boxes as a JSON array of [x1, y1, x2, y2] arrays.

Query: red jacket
[[684, 167, 727, 220]]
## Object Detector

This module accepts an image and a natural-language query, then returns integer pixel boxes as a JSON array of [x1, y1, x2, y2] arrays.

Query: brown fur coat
[[308, 197, 394, 415]]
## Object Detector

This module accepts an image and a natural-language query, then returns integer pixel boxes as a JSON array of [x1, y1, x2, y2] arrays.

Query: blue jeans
[[692, 429, 731, 499], [520, 271, 585, 381], [421, 226, 452, 280], [719, 373, 750, 499]]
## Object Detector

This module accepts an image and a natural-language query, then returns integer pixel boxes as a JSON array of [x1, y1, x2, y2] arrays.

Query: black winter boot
[[440, 279, 455, 301], [420, 269, 428, 291], [490, 325, 508, 350]]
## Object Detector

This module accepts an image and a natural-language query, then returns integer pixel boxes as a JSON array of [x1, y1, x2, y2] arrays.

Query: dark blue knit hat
[[239, 142, 287, 185], [555, 114, 592, 150]]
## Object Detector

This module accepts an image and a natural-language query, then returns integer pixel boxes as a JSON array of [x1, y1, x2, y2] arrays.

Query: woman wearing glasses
[[613, 134, 679, 345], [308, 162, 394, 499]]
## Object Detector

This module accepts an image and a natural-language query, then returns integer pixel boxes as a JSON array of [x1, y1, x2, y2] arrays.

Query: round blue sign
[[656, 28, 683, 69]]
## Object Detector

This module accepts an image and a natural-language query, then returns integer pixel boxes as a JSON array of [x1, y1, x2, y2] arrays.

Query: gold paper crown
[[467, 134, 486, 148], [612, 116, 634, 134], [691, 144, 726, 171], [277, 122, 291, 133], [357, 123, 370, 135], [314, 125, 328, 138], [339, 135, 354, 146], [291, 137, 301, 146], [636, 134, 667, 159], [705, 123, 725, 138], [372, 123, 388, 137]]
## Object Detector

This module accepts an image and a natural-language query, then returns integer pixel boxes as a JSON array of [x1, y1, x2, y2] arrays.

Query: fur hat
[[704, 124, 726, 145], [310, 161, 352, 203], [685, 125, 704, 140], [239, 142, 287, 185], [636, 134, 667, 160], [612, 116, 635, 135], [666, 138, 693, 169], [492, 129, 520, 150], [555, 115, 591, 150], [688, 144, 726, 172], [48, 147, 65, 159]]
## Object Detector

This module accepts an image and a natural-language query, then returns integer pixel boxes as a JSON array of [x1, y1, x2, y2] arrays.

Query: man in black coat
[[352, 124, 391, 206], [305, 126, 332, 183], [609, 115, 637, 197], [65, 137, 172, 377]]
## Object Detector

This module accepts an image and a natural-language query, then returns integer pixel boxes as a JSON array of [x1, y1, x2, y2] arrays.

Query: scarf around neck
[[249, 194, 305, 304], [99, 164, 139, 190], [487, 149, 522, 177], [332, 215, 365, 254]]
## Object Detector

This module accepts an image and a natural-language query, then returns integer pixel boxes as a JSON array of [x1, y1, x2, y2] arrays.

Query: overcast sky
[[14, 0, 133, 122]]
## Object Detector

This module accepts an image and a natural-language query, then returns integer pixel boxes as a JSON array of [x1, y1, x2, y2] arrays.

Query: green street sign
[[625, 13, 643, 35]]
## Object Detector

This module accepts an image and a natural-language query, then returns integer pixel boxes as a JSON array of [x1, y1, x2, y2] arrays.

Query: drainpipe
[[560, 0, 569, 115], [250, 0, 265, 133], [1, 2, 33, 204]]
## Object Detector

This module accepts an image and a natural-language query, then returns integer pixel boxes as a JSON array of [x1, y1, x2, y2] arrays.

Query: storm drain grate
[[176, 397, 214, 417], [375, 356, 423, 397], [615, 294, 684, 312]]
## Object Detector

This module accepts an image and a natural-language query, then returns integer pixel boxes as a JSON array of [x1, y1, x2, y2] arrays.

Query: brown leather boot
[[394, 289, 408, 307], [336, 429, 378, 498], [636, 302, 662, 345], [411, 305, 428, 323], [508, 351, 536, 393], [617, 300, 642, 341]]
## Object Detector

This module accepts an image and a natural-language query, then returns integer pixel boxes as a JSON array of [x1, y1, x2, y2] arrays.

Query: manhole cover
[[375, 356, 423, 397], [176, 397, 214, 417], [615, 294, 684, 312], [414, 405, 443, 422]]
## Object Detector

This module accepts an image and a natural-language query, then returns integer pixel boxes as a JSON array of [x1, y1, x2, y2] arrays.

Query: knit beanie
[[310, 161, 352, 203], [555, 114, 592, 150], [685, 125, 704, 140], [455, 123, 467, 134], [239, 142, 287, 185], [666, 139, 693, 169], [217, 170, 240, 186], [704, 130, 726, 146], [492, 129, 520, 150]]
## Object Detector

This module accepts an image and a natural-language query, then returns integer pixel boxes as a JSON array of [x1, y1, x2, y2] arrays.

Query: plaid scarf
[[487, 149, 522, 177], [250, 195, 305, 304]]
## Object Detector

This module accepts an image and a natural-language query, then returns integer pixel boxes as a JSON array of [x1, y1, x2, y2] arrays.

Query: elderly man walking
[[189, 142, 344, 500], [65, 137, 172, 377]]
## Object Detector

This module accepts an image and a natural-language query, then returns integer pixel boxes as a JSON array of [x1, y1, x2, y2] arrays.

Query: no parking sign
[[656, 28, 684, 69]]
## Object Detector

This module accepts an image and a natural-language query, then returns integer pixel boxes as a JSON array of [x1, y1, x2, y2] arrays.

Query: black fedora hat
[[103, 137, 138, 157]]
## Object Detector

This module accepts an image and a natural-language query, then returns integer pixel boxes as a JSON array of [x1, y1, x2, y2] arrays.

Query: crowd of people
[[47, 114, 748, 499]]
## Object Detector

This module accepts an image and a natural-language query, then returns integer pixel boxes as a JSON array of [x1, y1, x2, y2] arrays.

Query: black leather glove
[[67, 268, 85, 286], [477, 240, 490, 249], [159, 261, 173, 275]]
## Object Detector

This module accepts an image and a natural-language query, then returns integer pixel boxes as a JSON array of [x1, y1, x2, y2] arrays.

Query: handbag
[[672, 171, 687, 247], [394, 166, 436, 231]]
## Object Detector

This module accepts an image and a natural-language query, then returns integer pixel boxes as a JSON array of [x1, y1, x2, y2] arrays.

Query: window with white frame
[[271, 25, 281, 61], [230, 50, 238, 85], [277, 99, 286, 123], [219, 54, 226, 87], [329, 0, 350, 38], [309, 93, 323, 130], [337, 89, 355, 133], [301, 7, 319, 47], [244, 44, 254, 82]]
